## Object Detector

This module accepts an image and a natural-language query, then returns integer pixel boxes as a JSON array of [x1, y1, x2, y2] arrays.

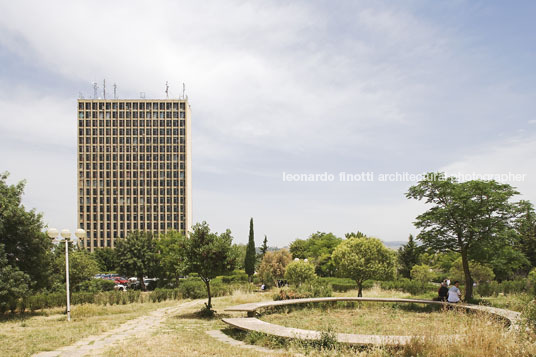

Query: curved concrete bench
[[222, 297, 520, 346]]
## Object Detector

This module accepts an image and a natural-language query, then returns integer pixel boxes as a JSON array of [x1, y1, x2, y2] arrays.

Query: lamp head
[[47, 228, 59, 239], [60, 229, 71, 240], [75, 228, 86, 239]]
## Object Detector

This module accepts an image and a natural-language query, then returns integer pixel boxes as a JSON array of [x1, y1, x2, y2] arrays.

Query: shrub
[[522, 299, 536, 332], [285, 261, 317, 287], [274, 288, 311, 300], [476, 281, 500, 297], [274, 280, 332, 300], [221, 272, 248, 284], [76, 279, 116, 293], [179, 279, 207, 299], [380, 278, 434, 295], [71, 292, 95, 305]]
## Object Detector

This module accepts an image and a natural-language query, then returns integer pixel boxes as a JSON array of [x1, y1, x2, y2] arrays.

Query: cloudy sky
[[1, 0, 535, 247]]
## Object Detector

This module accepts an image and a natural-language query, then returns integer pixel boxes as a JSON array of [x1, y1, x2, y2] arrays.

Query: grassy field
[[260, 303, 477, 336], [102, 290, 287, 357], [0, 300, 180, 356], [2, 286, 535, 357]]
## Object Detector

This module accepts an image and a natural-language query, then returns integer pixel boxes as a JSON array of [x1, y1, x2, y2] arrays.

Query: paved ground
[[206, 329, 288, 355], [223, 297, 521, 347], [33, 300, 200, 357]]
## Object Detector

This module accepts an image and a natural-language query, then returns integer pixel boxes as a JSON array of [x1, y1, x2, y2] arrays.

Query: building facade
[[77, 99, 192, 250]]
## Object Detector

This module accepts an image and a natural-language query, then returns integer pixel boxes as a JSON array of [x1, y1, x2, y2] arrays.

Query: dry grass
[[261, 303, 475, 336], [3, 286, 535, 357], [101, 291, 291, 356], [0, 300, 178, 356]]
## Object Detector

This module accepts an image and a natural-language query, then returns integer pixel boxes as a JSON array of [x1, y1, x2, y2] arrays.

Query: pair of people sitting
[[438, 280, 461, 303]]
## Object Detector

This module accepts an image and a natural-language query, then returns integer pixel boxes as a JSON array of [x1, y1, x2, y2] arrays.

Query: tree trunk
[[357, 281, 363, 297], [461, 248, 473, 301], [139, 275, 146, 291], [204, 279, 212, 309]]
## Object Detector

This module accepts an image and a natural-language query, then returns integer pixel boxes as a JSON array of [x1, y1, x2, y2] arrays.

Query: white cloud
[[441, 134, 536, 200], [0, 1, 534, 245]]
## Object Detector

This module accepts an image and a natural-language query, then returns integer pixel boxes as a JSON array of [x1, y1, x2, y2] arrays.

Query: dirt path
[[33, 299, 201, 357]]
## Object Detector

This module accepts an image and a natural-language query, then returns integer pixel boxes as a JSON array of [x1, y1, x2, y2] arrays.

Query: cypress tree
[[245, 218, 256, 281], [260, 235, 268, 257]]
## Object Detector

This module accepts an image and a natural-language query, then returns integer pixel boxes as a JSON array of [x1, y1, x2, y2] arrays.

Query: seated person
[[447, 281, 462, 303], [438, 280, 449, 301]]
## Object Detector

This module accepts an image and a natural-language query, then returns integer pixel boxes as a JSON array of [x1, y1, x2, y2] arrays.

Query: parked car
[[114, 284, 127, 291], [114, 277, 129, 284], [127, 277, 158, 291]]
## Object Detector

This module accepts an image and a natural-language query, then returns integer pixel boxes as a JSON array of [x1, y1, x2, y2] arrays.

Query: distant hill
[[382, 240, 406, 250]]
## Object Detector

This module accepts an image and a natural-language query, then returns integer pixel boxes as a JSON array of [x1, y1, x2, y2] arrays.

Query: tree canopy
[[284, 260, 317, 287], [258, 249, 292, 287], [332, 236, 395, 297], [0, 172, 53, 290], [115, 231, 157, 290], [0, 244, 30, 313], [178, 222, 236, 309], [397, 234, 422, 279], [289, 232, 342, 276], [156, 231, 186, 288], [407, 172, 520, 300]]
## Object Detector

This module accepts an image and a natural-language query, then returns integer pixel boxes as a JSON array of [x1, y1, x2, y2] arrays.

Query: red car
[[114, 277, 129, 284]]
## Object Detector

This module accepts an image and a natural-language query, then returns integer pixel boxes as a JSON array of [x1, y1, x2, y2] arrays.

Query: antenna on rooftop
[[182, 83, 185, 99], [140, 92, 146, 99], [92, 82, 98, 99], [113, 83, 117, 99], [165, 81, 169, 99], [103, 79, 106, 99]]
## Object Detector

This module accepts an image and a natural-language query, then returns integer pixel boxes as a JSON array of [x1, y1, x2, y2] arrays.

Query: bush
[[179, 279, 207, 299], [318, 277, 374, 292], [221, 272, 248, 284], [76, 279, 116, 293], [71, 292, 95, 305], [274, 280, 332, 300], [284, 261, 317, 287], [501, 279, 527, 295], [380, 278, 434, 295], [522, 299, 536, 332], [476, 281, 500, 297], [274, 288, 311, 300], [150, 289, 180, 302]]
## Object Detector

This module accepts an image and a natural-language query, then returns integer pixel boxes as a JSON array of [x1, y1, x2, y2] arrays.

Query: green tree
[[244, 218, 256, 281], [258, 249, 292, 287], [397, 234, 422, 278], [515, 201, 536, 269], [178, 222, 236, 309], [289, 232, 342, 276], [53, 248, 99, 291], [407, 172, 519, 300], [332, 236, 395, 297], [260, 235, 268, 258], [232, 244, 247, 270], [284, 260, 317, 287], [0, 244, 30, 313], [0, 172, 53, 290], [92, 247, 118, 272], [115, 231, 157, 291], [156, 231, 186, 288], [345, 231, 367, 239], [410, 264, 434, 284], [449, 257, 495, 284]]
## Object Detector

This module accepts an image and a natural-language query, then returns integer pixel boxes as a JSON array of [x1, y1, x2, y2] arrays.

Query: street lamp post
[[47, 228, 86, 321]]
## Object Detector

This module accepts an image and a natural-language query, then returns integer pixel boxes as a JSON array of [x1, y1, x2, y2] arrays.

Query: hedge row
[[476, 279, 531, 297], [6, 279, 253, 314]]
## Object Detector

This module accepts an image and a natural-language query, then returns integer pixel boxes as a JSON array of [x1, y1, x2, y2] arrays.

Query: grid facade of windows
[[77, 99, 192, 250]]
